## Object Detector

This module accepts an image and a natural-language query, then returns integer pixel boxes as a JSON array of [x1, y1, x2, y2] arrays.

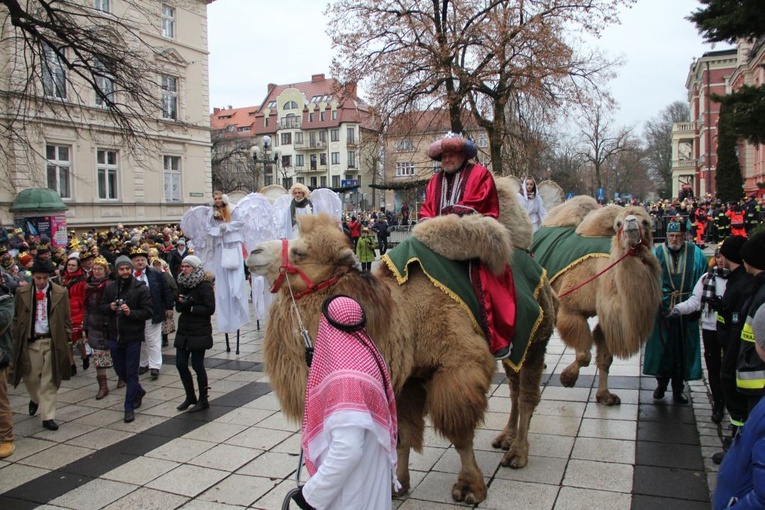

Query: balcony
[[294, 140, 327, 151], [346, 139, 357, 148], [672, 159, 696, 172], [673, 122, 695, 133], [278, 119, 302, 129]]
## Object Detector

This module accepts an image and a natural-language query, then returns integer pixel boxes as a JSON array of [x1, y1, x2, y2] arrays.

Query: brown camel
[[532, 196, 662, 405], [247, 192, 556, 503]]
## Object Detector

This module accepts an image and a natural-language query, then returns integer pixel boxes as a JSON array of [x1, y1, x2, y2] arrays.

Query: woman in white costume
[[517, 176, 547, 232], [282, 183, 314, 239]]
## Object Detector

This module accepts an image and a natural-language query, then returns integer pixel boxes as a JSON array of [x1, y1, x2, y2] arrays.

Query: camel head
[[246, 213, 355, 294], [614, 206, 653, 251]]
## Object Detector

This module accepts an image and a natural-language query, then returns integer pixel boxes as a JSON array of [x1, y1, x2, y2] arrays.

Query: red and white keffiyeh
[[301, 296, 398, 479]]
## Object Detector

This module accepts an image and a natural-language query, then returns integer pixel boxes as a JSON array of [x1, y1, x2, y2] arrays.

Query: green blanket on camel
[[381, 237, 547, 372]]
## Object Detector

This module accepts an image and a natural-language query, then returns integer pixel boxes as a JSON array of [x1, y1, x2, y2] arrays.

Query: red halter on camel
[[269, 238, 341, 300]]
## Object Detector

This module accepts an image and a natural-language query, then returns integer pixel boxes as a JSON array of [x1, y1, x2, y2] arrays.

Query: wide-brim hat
[[31, 258, 55, 274], [427, 133, 478, 162]]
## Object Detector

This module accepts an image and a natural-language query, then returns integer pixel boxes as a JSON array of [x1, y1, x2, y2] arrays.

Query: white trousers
[[140, 321, 162, 370], [23, 339, 58, 420]]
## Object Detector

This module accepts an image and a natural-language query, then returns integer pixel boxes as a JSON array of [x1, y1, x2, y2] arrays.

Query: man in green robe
[[644, 221, 708, 403]]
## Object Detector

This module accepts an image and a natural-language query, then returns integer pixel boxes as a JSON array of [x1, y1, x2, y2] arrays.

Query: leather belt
[[32, 334, 51, 340]]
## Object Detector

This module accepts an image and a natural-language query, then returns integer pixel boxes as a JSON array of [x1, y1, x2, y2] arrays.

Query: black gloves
[[290, 486, 316, 510], [706, 295, 727, 313]]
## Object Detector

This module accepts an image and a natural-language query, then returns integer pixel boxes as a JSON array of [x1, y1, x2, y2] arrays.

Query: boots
[[712, 401, 725, 424], [712, 425, 739, 465], [177, 372, 197, 411], [117, 378, 126, 389], [95, 374, 109, 400], [187, 386, 209, 413]]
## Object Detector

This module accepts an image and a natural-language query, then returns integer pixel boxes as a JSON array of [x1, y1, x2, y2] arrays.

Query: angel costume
[[517, 177, 547, 232], [298, 296, 398, 510]]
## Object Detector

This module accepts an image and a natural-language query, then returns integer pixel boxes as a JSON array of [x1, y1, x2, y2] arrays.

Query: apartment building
[[381, 110, 488, 215], [210, 73, 379, 210], [671, 39, 765, 199], [0, 0, 214, 228]]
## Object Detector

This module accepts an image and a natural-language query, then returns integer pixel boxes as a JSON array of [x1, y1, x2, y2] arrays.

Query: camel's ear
[[336, 247, 355, 267]]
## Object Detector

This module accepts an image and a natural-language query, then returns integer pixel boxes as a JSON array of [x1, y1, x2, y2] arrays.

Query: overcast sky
[[208, 0, 731, 132]]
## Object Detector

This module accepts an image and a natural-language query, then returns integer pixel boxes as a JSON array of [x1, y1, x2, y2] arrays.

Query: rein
[[270, 239, 341, 300], [557, 230, 645, 299]]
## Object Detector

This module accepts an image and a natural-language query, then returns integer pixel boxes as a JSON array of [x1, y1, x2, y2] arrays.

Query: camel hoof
[[596, 392, 621, 406], [559, 368, 579, 387], [500, 450, 529, 469], [392, 482, 409, 498], [491, 433, 513, 450], [451, 480, 486, 505]]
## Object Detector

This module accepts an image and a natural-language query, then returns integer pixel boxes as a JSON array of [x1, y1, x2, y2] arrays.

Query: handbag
[[220, 245, 241, 269], [161, 313, 176, 335]]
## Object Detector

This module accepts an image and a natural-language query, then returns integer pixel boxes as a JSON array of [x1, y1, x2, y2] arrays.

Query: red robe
[[419, 163, 515, 356]]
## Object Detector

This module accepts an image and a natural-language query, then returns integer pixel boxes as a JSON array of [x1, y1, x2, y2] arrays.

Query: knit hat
[[666, 221, 686, 233], [720, 235, 746, 265], [427, 132, 478, 162], [177, 238, 186, 246], [114, 255, 133, 270], [181, 255, 203, 268], [18, 253, 34, 267], [741, 232, 765, 271], [752, 305, 765, 353]]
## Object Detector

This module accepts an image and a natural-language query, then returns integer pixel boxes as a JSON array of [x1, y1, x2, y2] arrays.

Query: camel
[[532, 196, 662, 405], [247, 182, 556, 504]]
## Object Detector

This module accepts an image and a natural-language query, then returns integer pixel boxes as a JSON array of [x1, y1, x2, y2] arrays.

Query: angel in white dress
[[274, 185, 344, 239], [517, 176, 548, 233], [182, 192, 282, 335]]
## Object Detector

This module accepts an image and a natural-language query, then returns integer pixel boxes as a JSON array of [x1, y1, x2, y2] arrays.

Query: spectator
[[174, 256, 215, 413], [355, 228, 377, 272], [348, 216, 362, 249], [83, 257, 114, 400], [0, 274, 14, 457], [371, 216, 390, 256], [100, 256, 153, 423], [10, 258, 72, 431], [517, 176, 548, 233], [167, 238, 188, 280], [152, 257, 178, 348], [61, 254, 89, 375]]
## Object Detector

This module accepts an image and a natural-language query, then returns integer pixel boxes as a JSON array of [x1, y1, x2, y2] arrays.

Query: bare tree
[[576, 103, 633, 197], [327, 0, 631, 174], [643, 101, 690, 198], [211, 131, 256, 193]]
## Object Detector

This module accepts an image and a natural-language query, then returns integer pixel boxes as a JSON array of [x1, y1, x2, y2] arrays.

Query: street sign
[[189, 192, 204, 197], [341, 179, 359, 187]]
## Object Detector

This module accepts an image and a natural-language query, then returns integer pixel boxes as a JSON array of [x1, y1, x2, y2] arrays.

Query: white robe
[[205, 218, 250, 333], [303, 415, 392, 510], [281, 201, 313, 239], [517, 192, 547, 232]]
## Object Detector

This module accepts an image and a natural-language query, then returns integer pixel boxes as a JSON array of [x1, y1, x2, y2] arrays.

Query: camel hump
[[495, 176, 533, 250], [543, 196, 598, 228], [575, 204, 625, 237]]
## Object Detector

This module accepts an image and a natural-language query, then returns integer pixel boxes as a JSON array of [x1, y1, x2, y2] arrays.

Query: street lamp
[[249, 135, 280, 190]]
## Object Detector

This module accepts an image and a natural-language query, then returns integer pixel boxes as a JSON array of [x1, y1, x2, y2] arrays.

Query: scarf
[[290, 197, 314, 226], [433, 163, 473, 215], [701, 267, 730, 314], [177, 266, 205, 289], [85, 276, 109, 304], [301, 296, 398, 486], [62, 268, 86, 289]]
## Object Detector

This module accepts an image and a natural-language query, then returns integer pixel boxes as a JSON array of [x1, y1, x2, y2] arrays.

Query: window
[[94, 0, 110, 13], [331, 110, 337, 120], [332, 175, 340, 187], [94, 60, 114, 107], [267, 100, 277, 109], [320, 111, 325, 122], [310, 95, 323, 103], [348, 151, 356, 168], [310, 176, 318, 187], [297, 177, 305, 184], [320, 176, 327, 187], [396, 162, 415, 177], [161, 4, 175, 38], [264, 175, 273, 186], [283, 100, 298, 110], [309, 112, 314, 122], [347, 128, 356, 144], [281, 155, 292, 167], [310, 154, 317, 170], [319, 131, 327, 143], [163, 155, 181, 202], [295, 154, 304, 167], [477, 133, 488, 148], [282, 177, 293, 188], [42, 44, 66, 99], [320, 153, 327, 166], [331, 129, 340, 142], [281, 114, 299, 129], [96, 149, 118, 199], [331, 152, 340, 164], [295, 132, 304, 145], [46, 145, 71, 198], [161, 75, 178, 120], [237, 126, 250, 132], [396, 139, 413, 151], [281, 132, 292, 145]]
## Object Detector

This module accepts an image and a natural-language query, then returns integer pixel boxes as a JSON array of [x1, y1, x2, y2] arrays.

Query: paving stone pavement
[[0, 310, 723, 509]]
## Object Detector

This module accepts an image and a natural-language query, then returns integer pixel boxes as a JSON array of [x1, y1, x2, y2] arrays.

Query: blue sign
[[565, 193, 575, 200], [341, 179, 359, 188], [597, 187, 604, 199]]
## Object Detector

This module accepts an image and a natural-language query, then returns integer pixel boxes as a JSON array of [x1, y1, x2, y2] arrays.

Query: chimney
[[267, 83, 276, 92], [345, 81, 357, 98], [213, 107, 220, 114], [311, 74, 325, 83]]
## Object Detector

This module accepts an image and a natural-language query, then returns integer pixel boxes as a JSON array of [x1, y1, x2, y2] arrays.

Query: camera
[[115, 298, 125, 315]]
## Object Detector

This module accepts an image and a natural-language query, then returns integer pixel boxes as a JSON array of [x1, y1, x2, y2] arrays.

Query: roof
[[387, 109, 482, 137], [10, 188, 69, 213]]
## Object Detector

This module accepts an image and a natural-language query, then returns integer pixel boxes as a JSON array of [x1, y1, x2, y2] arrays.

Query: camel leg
[[593, 324, 620, 405], [427, 366, 490, 504], [393, 379, 427, 497], [557, 309, 593, 387], [492, 364, 518, 451], [501, 342, 545, 469]]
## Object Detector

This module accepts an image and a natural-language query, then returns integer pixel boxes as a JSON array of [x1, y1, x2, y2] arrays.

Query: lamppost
[[249, 135, 280, 191]]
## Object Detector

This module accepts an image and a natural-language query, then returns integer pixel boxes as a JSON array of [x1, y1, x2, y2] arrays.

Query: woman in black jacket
[[174, 255, 215, 413]]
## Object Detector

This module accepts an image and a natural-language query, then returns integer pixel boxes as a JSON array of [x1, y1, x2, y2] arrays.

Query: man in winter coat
[[10, 259, 72, 431], [100, 256, 153, 423], [0, 276, 15, 457]]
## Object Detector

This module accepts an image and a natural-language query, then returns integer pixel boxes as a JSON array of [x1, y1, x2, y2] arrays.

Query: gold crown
[[92, 256, 109, 268]]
